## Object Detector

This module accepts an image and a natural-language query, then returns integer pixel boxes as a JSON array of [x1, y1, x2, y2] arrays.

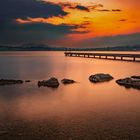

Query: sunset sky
[[0, 0, 140, 48]]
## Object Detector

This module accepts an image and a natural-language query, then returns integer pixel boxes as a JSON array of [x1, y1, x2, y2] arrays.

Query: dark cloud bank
[[0, 0, 83, 45], [0, 0, 67, 23]]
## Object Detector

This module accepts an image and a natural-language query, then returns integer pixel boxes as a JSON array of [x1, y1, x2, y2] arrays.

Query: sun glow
[[16, 0, 140, 41]]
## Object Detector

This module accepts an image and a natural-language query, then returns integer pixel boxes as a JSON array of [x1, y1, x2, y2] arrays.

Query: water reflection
[[0, 52, 140, 139]]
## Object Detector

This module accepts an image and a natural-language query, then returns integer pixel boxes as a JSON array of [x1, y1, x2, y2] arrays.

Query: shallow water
[[0, 51, 140, 139]]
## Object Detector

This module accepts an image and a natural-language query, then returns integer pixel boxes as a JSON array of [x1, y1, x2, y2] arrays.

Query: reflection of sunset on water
[[0, 52, 139, 121]]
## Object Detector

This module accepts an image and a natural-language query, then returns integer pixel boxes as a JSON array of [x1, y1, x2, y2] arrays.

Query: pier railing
[[65, 52, 140, 62]]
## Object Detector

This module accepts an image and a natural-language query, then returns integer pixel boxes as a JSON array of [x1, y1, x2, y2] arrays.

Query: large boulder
[[38, 77, 59, 88], [89, 73, 113, 83], [0, 79, 23, 85], [116, 76, 140, 89], [61, 78, 76, 84]]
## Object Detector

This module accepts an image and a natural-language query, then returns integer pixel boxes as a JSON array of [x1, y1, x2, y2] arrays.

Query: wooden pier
[[65, 52, 140, 62]]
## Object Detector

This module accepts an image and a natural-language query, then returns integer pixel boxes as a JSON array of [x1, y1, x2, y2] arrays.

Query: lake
[[0, 51, 140, 140]]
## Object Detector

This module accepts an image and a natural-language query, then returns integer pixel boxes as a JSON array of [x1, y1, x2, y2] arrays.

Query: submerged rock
[[38, 77, 59, 88], [0, 79, 23, 85], [25, 80, 31, 83], [61, 78, 76, 84], [89, 73, 113, 83], [116, 76, 140, 90]]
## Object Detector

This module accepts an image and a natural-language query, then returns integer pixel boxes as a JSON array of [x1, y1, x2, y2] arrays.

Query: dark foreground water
[[0, 51, 140, 140]]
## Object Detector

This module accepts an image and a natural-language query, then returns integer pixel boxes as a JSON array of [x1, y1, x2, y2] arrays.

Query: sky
[[0, 0, 140, 48]]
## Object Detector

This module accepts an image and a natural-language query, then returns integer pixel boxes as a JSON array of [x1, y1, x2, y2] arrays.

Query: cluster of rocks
[[89, 74, 140, 90], [38, 78, 76, 88], [116, 76, 140, 89], [0, 74, 139, 90]]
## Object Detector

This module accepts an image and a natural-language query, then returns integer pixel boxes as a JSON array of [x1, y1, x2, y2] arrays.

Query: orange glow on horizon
[[16, 0, 140, 42]]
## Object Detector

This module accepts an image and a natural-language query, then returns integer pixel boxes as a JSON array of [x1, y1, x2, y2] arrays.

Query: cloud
[[112, 9, 122, 12], [56, 2, 103, 12], [0, 0, 86, 45], [0, 21, 87, 45], [98, 9, 122, 12], [60, 3, 90, 12], [77, 21, 91, 28], [75, 5, 90, 12], [98, 9, 110, 12], [119, 19, 127, 22], [0, 0, 68, 24]]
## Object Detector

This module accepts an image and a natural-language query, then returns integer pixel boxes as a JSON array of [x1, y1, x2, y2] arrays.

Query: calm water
[[0, 51, 140, 140]]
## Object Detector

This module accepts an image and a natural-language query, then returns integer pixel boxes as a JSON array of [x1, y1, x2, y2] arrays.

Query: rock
[[0, 79, 24, 85], [116, 77, 140, 89], [89, 73, 113, 83], [38, 77, 59, 88], [61, 78, 76, 84], [131, 76, 140, 79], [25, 80, 31, 82], [0, 130, 8, 135]]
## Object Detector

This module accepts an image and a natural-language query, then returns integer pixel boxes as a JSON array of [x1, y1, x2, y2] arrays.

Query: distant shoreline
[[0, 50, 140, 52], [0, 44, 139, 51]]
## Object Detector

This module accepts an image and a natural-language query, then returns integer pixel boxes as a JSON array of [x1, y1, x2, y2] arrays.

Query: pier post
[[133, 57, 136, 61]]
